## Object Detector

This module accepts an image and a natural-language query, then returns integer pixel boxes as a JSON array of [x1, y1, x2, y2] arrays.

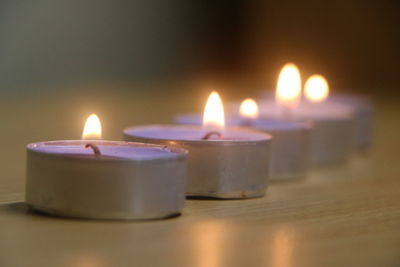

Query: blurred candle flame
[[82, 114, 102, 139], [203, 91, 225, 128], [304, 74, 329, 103], [276, 63, 302, 109], [240, 98, 259, 119]]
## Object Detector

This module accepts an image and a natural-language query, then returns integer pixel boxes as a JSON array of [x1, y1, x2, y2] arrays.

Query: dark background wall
[[0, 0, 399, 94], [239, 0, 400, 95]]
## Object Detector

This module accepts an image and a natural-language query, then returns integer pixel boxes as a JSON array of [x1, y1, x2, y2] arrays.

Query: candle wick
[[85, 143, 102, 157], [202, 131, 222, 140]]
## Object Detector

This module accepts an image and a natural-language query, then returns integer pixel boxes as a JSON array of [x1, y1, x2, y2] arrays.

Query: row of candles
[[25, 63, 373, 220]]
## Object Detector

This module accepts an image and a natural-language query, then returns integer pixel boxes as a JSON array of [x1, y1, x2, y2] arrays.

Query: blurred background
[[0, 0, 399, 196], [1, 0, 399, 92]]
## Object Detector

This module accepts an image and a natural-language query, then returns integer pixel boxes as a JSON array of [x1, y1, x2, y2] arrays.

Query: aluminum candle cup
[[26, 140, 187, 220], [304, 113, 355, 164], [328, 94, 374, 149], [175, 115, 311, 180], [124, 125, 272, 199], [232, 100, 356, 164], [234, 118, 311, 181]]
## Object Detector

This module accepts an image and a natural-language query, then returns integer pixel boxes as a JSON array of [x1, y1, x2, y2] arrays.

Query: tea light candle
[[231, 64, 356, 164], [124, 92, 272, 199], [234, 99, 311, 180], [257, 73, 372, 150], [245, 100, 355, 164], [284, 104, 355, 164], [26, 114, 188, 220], [328, 93, 374, 149], [272, 69, 356, 164], [176, 98, 311, 181]]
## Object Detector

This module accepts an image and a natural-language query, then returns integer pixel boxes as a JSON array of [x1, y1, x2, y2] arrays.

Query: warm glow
[[271, 228, 294, 267], [275, 63, 302, 108], [191, 221, 226, 267], [304, 74, 329, 102], [82, 114, 102, 139], [202, 91, 225, 128], [240, 98, 259, 119]]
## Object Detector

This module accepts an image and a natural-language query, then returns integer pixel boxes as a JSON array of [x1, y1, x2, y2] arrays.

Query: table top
[[0, 87, 399, 267]]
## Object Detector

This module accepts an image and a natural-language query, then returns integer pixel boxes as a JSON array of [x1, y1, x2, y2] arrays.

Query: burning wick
[[85, 143, 102, 157], [202, 131, 222, 140], [201, 91, 225, 140]]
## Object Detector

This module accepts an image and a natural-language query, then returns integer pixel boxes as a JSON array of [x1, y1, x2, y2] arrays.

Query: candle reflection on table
[[191, 220, 227, 267], [271, 227, 295, 267], [66, 254, 104, 267]]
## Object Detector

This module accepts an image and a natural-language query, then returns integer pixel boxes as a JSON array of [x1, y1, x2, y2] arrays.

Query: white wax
[[125, 125, 270, 142], [253, 100, 355, 120], [29, 141, 178, 160], [328, 93, 372, 107], [175, 114, 310, 131], [231, 117, 308, 130]]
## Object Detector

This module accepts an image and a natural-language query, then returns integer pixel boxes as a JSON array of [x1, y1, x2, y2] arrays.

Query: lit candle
[[284, 71, 355, 164], [176, 98, 311, 181], [299, 74, 357, 163], [124, 91, 272, 199], [256, 70, 373, 150], [236, 99, 311, 181], [304, 75, 373, 150], [276, 70, 354, 164], [230, 65, 357, 164], [26, 114, 188, 220], [321, 92, 373, 150]]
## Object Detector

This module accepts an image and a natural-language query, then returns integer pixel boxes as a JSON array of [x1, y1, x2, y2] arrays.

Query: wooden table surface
[[0, 86, 399, 267]]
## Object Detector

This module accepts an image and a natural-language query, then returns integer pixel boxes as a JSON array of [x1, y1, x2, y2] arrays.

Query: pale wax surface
[[29, 142, 179, 160], [174, 114, 309, 131], [125, 125, 270, 142]]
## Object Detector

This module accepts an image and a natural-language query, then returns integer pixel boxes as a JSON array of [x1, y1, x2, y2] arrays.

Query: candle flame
[[275, 63, 302, 109], [304, 74, 329, 103], [202, 91, 225, 128], [240, 98, 259, 119], [82, 114, 102, 139]]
